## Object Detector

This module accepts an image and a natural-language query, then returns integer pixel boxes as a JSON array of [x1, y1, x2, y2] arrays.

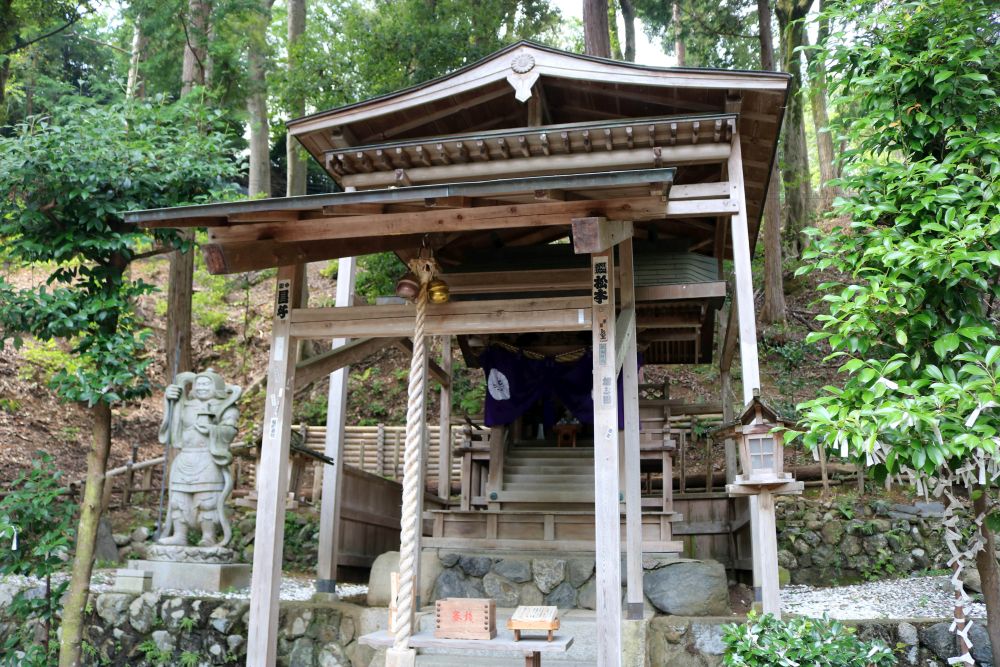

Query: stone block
[[128, 559, 250, 592], [643, 559, 729, 616], [531, 558, 565, 594], [112, 569, 152, 594], [367, 551, 441, 607]]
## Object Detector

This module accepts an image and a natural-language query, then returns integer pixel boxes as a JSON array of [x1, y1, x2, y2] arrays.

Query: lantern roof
[[713, 390, 797, 438]]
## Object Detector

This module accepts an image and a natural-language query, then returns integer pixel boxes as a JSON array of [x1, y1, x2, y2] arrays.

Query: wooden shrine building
[[129, 42, 791, 667]]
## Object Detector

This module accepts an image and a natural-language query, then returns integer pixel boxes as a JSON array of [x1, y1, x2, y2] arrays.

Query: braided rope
[[393, 278, 430, 651]]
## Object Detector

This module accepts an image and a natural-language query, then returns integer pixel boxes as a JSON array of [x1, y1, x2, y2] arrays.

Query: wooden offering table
[[359, 630, 573, 667]]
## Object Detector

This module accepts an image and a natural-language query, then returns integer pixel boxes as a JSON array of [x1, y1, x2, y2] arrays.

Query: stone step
[[504, 457, 594, 470], [505, 473, 594, 483], [503, 482, 593, 492], [504, 465, 595, 475]]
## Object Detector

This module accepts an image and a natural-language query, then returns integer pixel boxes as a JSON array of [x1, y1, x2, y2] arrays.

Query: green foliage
[[794, 0, 1000, 482], [270, 0, 565, 115], [179, 650, 201, 667], [0, 97, 239, 407], [0, 454, 77, 666], [355, 253, 406, 304], [722, 612, 896, 667], [137, 638, 172, 666], [631, 0, 760, 69], [16, 339, 81, 384], [0, 397, 21, 413]]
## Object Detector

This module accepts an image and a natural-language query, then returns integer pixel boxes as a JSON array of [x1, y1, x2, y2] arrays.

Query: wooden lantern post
[[720, 390, 803, 617]]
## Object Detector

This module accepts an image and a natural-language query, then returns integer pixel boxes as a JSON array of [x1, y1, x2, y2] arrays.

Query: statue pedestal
[[128, 559, 251, 592], [129, 544, 250, 593]]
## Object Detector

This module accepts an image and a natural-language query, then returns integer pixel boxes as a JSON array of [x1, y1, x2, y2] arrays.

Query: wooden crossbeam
[[614, 306, 636, 375], [294, 337, 402, 390], [393, 339, 451, 388], [208, 197, 674, 246], [571, 217, 634, 254], [201, 233, 437, 275], [289, 296, 593, 339]]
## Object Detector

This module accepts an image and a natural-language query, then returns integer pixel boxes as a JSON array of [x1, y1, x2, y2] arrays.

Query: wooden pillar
[[246, 264, 303, 666], [437, 336, 452, 501], [757, 489, 781, 616], [729, 132, 772, 614], [590, 247, 623, 666], [721, 370, 737, 484], [619, 237, 644, 621], [316, 257, 357, 593], [728, 133, 762, 402]]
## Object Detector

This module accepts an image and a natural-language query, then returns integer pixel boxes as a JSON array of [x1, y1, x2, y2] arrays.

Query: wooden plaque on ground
[[507, 605, 560, 642], [434, 598, 497, 640]]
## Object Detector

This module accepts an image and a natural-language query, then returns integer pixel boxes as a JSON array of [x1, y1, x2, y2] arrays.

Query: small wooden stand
[[507, 605, 560, 642]]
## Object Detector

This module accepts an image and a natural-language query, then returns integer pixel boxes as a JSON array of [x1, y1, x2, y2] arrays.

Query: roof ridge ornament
[[507, 53, 539, 103]]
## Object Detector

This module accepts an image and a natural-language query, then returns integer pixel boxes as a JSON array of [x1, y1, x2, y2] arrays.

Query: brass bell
[[395, 272, 419, 300], [428, 278, 450, 304]]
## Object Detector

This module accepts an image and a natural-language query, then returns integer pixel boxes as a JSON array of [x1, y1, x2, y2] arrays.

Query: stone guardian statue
[[156, 369, 241, 548]]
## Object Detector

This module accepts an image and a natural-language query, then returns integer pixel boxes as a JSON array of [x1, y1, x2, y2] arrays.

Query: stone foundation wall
[[426, 551, 731, 616], [0, 579, 386, 667], [777, 497, 952, 585], [647, 616, 994, 667]]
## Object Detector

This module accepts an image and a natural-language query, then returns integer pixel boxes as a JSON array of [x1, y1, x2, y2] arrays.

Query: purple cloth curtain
[[479, 347, 637, 429]]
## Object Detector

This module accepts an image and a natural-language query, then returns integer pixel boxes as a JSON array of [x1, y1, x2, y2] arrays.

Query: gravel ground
[[781, 574, 987, 620], [4, 571, 368, 602]]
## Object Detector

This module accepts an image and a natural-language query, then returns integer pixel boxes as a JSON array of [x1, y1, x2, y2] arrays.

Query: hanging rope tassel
[[393, 258, 434, 654]]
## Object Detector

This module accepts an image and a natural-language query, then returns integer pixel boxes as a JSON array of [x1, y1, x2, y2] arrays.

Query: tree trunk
[[804, 1, 837, 213], [583, 0, 611, 58], [126, 17, 147, 100], [619, 0, 636, 62], [758, 0, 786, 324], [0, 56, 10, 125], [247, 0, 276, 197], [57, 401, 113, 667], [672, 1, 685, 66], [973, 488, 1000, 666], [286, 0, 307, 198], [775, 0, 814, 258], [168, 0, 211, 380], [181, 0, 210, 96]]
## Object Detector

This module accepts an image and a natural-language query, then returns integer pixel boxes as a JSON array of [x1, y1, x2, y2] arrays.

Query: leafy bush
[[722, 612, 896, 667], [0, 454, 77, 667]]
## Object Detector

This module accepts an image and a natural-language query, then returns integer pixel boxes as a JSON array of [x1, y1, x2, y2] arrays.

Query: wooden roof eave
[[286, 41, 789, 141]]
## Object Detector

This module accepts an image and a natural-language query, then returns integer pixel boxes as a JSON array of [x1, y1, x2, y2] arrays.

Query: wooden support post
[[317, 256, 357, 594], [728, 133, 762, 402], [721, 369, 737, 484], [438, 336, 452, 501], [757, 489, 781, 617], [587, 244, 623, 666], [620, 237, 644, 621], [123, 444, 137, 506], [377, 423, 386, 477], [818, 444, 830, 497], [246, 263, 303, 666], [571, 217, 633, 254], [729, 132, 768, 613], [486, 425, 506, 510]]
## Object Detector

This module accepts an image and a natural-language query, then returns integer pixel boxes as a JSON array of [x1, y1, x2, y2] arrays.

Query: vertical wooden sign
[[591, 250, 622, 666]]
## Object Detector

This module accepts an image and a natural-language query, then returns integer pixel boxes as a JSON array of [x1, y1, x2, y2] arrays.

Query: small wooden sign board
[[507, 605, 560, 642], [434, 598, 497, 640]]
